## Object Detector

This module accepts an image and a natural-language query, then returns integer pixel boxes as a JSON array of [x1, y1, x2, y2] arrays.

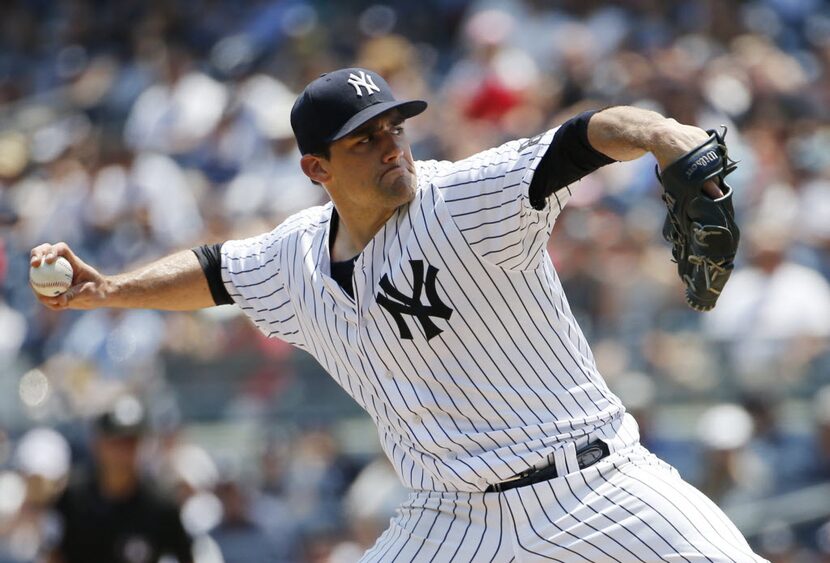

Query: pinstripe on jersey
[[221, 127, 627, 493]]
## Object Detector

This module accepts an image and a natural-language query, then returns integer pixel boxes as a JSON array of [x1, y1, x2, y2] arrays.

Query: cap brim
[[330, 99, 427, 144]]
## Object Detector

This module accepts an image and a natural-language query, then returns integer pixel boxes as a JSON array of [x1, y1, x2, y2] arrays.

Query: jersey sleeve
[[221, 226, 304, 345], [434, 128, 571, 270]]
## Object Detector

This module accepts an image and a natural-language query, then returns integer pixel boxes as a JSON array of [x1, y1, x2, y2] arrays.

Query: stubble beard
[[381, 168, 417, 207]]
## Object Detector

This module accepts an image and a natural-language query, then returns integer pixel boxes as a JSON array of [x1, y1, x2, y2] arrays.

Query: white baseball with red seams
[[30, 257, 73, 297]]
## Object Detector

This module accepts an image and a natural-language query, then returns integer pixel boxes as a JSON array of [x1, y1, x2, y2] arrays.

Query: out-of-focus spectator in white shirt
[[703, 221, 830, 382], [124, 46, 228, 156]]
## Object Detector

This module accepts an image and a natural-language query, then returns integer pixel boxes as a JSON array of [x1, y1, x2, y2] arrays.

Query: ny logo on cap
[[347, 71, 381, 97]]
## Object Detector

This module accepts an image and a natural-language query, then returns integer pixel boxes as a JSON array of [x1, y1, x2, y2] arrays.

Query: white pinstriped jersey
[[221, 127, 626, 492]]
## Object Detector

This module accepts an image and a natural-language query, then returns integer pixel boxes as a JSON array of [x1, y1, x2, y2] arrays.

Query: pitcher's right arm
[[30, 242, 216, 311]]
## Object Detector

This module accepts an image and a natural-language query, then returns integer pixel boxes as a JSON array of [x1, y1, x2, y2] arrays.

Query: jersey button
[[384, 369, 393, 379], [412, 415, 422, 424]]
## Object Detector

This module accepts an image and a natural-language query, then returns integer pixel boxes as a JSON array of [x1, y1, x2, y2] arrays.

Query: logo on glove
[[685, 150, 720, 178]]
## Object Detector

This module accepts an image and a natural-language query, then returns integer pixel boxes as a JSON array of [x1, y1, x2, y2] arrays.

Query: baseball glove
[[657, 127, 739, 312]]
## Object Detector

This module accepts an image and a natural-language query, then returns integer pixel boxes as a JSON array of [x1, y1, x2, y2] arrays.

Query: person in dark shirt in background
[[48, 395, 193, 563]]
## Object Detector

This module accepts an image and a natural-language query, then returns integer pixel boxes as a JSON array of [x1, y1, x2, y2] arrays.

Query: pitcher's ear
[[301, 154, 331, 185]]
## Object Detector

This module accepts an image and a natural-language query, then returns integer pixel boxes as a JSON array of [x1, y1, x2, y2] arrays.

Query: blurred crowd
[[1, 0, 830, 561]]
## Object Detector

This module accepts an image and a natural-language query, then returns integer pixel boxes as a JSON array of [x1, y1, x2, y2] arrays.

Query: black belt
[[485, 440, 610, 493]]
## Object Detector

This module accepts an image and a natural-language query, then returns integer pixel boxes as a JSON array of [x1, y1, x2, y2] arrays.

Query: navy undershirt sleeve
[[192, 243, 234, 306], [529, 110, 616, 210]]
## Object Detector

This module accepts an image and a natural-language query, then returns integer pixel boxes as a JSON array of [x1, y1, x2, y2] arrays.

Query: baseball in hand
[[30, 257, 74, 297]]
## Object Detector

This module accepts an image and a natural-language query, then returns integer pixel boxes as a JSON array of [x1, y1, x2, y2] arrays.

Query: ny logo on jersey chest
[[376, 260, 453, 341]]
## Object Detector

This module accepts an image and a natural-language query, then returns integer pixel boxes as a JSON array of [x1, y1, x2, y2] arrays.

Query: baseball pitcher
[[32, 68, 759, 562]]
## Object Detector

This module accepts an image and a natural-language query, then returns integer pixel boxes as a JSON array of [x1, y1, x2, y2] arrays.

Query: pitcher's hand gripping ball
[[657, 127, 739, 311], [30, 256, 74, 297]]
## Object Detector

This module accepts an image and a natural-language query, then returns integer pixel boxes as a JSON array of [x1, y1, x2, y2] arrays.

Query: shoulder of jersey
[[228, 203, 330, 254], [273, 202, 333, 238], [416, 159, 454, 188]]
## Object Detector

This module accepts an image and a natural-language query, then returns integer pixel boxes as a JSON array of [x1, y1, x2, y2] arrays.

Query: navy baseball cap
[[290, 68, 427, 155]]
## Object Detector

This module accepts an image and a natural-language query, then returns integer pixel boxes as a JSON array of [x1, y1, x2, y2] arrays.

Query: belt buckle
[[488, 463, 544, 492], [488, 442, 607, 493], [504, 466, 537, 484], [576, 442, 606, 469], [497, 458, 551, 487]]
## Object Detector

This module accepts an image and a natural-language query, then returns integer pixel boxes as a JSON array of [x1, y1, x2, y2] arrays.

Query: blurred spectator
[[283, 428, 359, 532], [0, 469, 29, 563], [124, 45, 228, 156], [329, 456, 408, 562], [57, 309, 167, 381], [209, 474, 294, 562], [809, 385, 830, 486], [741, 393, 814, 493], [0, 428, 69, 563], [250, 439, 297, 547], [696, 403, 770, 505], [703, 222, 830, 386], [607, 370, 704, 481], [0, 291, 26, 370], [48, 396, 193, 563], [817, 519, 830, 563]]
